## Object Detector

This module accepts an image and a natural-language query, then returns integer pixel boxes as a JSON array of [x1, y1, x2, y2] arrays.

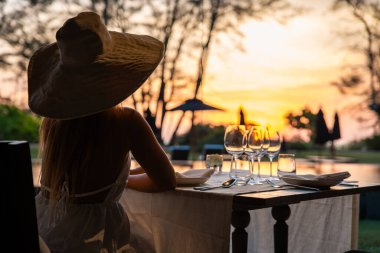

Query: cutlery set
[[193, 178, 237, 191], [193, 178, 359, 191], [265, 178, 321, 191]]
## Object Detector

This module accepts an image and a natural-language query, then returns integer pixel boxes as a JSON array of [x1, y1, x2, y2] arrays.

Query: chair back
[[1, 141, 40, 253], [202, 144, 225, 160], [169, 145, 190, 160]]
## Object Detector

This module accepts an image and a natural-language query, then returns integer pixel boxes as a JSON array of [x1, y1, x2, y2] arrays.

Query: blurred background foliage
[[0, 104, 40, 142], [0, 0, 378, 155], [173, 124, 225, 154]]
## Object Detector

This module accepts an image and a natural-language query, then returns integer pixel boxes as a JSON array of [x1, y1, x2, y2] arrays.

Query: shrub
[[284, 141, 313, 151], [0, 104, 41, 142], [364, 135, 380, 151]]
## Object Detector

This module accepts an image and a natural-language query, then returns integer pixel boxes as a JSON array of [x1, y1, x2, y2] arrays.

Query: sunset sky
[[0, 0, 376, 145], [164, 0, 374, 145]]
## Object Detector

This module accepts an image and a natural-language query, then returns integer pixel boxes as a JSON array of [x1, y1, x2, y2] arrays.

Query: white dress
[[35, 156, 135, 253]]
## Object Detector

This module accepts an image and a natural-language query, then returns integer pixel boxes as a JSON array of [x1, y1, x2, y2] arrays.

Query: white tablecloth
[[120, 188, 355, 253]]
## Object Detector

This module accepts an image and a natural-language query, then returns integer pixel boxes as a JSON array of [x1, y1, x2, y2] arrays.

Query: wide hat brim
[[28, 31, 164, 120]]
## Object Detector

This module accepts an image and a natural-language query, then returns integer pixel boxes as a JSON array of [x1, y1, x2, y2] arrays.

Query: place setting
[[175, 168, 216, 186], [174, 124, 285, 194], [175, 153, 224, 186], [176, 124, 358, 194]]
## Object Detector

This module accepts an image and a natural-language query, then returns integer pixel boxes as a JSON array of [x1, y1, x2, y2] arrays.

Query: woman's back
[[39, 107, 134, 203], [29, 11, 176, 253], [36, 108, 137, 252]]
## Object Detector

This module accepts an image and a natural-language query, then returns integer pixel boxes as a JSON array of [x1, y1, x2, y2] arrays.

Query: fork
[[265, 179, 320, 191]]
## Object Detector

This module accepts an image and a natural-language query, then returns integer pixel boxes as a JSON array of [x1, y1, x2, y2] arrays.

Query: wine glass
[[245, 126, 265, 184], [224, 125, 247, 184], [266, 126, 281, 181], [244, 126, 262, 185]]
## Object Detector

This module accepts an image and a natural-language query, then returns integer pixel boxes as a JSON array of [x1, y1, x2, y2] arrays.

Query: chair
[[168, 145, 190, 161], [1, 140, 41, 252], [202, 144, 225, 160]]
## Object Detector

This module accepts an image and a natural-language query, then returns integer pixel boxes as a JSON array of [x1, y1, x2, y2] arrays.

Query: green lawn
[[359, 219, 380, 252]]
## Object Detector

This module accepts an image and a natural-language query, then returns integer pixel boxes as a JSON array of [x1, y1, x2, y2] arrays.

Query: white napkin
[[175, 168, 215, 179], [281, 171, 352, 188], [285, 171, 351, 182]]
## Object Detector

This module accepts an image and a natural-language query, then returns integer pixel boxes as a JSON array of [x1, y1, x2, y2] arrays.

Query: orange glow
[[163, 5, 373, 145], [0, 1, 375, 146]]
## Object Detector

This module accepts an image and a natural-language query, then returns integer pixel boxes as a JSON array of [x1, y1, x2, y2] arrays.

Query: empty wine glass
[[224, 125, 247, 184], [266, 126, 281, 181], [245, 126, 265, 184]]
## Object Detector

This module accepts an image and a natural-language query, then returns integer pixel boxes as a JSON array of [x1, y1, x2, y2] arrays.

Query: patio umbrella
[[239, 107, 246, 125], [168, 98, 224, 145], [331, 112, 341, 141], [314, 108, 331, 145], [330, 112, 341, 158], [168, 98, 224, 112], [314, 108, 331, 164]]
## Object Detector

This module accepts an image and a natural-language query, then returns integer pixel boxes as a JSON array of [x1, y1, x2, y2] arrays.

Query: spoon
[[194, 178, 237, 191]]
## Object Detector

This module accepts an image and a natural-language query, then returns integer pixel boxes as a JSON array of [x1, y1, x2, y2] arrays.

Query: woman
[[28, 12, 176, 253]]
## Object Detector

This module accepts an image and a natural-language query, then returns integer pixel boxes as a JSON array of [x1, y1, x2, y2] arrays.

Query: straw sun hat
[[28, 11, 164, 120]]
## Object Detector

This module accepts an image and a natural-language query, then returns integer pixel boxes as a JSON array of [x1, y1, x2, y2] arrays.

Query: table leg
[[231, 210, 250, 253], [271, 205, 291, 253]]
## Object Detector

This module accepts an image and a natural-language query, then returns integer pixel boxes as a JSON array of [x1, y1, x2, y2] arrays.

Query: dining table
[[119, 160, 380, 253], [230, 182, 380, 253]]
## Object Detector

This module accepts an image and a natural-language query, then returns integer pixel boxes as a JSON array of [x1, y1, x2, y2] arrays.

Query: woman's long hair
[[39, 106, 128, 206]]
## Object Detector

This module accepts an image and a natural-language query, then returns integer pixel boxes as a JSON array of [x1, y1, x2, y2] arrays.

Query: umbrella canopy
[[167, 98, 224, 146], [331, 112, 341, 140], [239, 107, 246, 125], [168, 98, 224, 112], [314, 108, 331, 145]]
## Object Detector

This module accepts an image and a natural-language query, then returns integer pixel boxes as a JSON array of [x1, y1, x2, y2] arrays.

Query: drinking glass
[[256, 126, 269, 181], [245, 126, 264, 184], [266, 126, 281, 181], [277, 154, 296, 178], [224, 125, 247, 184], [205, 154, 224, 174]]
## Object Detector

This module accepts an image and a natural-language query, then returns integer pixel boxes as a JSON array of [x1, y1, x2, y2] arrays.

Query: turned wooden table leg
[[231, 210, 250, 253], [272, 205, 291, 253]]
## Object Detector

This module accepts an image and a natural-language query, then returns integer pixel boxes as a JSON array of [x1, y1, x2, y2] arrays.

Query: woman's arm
[[128, 166, 164, 192], [127, 173, 164, 192], [126, 109, 176, 192], [129, 166, 145, 175]]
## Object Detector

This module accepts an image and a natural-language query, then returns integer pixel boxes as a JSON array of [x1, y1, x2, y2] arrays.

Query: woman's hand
[[127, 172, 170, 192]]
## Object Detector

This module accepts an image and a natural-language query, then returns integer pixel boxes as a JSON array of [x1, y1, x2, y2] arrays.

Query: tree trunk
[[156, 0, 180, 141], [330, 140, 336, 159], [169, 111, 186, 145]]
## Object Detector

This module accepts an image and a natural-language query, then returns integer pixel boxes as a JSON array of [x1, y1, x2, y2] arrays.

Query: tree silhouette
[[188, 0, 296, 134], [0, 0, 97, 106], [0, 0, 298, 145], [332, 0, 380, 131], [285, 106, 317, 142]]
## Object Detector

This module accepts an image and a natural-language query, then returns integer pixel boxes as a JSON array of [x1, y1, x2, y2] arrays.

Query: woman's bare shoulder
[[118, 107, 146, 124], [120, 106, 137, 116]]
